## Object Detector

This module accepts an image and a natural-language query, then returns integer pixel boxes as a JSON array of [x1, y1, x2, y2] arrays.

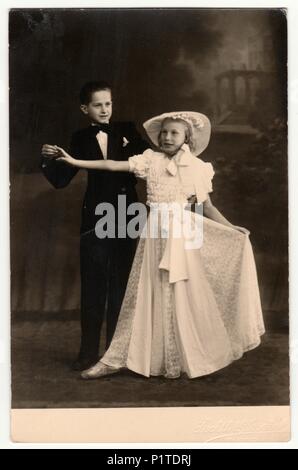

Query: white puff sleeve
[[202, 162, 215, 194], [128, 149, 154, 180], [194, 160, 215, 203]]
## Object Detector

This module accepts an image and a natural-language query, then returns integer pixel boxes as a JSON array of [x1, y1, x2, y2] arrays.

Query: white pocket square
[[123, 137, 129, 147]]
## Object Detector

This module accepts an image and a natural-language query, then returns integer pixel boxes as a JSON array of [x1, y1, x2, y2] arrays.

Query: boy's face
[[80, 90, 112, 124], [159, 120, 187, 156]]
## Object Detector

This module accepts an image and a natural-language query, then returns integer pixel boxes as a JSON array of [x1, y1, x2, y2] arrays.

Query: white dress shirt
[[96, 130, 108, 159]]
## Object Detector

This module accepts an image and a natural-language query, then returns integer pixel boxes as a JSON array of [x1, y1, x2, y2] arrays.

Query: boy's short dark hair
[[79, 81, 112, 105]]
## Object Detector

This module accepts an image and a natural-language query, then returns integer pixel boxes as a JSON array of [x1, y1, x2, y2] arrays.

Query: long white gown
[[99, 148, 265, 378]]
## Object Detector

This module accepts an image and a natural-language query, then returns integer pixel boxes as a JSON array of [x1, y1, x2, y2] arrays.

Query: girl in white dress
[[54, 111, 265, 379]]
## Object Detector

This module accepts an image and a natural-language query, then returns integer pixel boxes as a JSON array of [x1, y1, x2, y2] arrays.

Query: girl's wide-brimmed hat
[[143, 111, 211, 156]]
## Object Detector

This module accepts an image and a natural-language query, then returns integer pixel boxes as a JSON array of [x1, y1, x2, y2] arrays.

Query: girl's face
[[80, 90, 112, 124], [159, 120, 188, 156]]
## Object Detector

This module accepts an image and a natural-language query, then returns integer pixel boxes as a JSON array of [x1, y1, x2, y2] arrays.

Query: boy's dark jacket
[[41, 121, 150, 234]]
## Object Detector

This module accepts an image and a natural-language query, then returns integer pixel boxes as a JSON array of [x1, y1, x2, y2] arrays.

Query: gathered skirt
[[100, 210, 265, 378]]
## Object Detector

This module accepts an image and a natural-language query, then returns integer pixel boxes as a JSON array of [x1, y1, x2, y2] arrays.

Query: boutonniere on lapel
[[123, 137, 129, 147]]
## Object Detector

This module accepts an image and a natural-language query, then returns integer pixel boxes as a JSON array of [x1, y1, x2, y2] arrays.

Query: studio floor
[[11, 310, 289, 409]]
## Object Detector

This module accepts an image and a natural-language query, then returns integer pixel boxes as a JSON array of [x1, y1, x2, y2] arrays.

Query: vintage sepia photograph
[[9, 7, 288, 425]]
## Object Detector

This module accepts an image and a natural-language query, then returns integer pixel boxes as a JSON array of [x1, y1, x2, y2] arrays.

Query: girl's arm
[[55, 146, 130, 172], [203, 196, 250, 235], [203, 196, 234, 227]]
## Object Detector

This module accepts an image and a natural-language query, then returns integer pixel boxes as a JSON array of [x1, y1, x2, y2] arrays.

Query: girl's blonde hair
[[158, 118, 195, 153]]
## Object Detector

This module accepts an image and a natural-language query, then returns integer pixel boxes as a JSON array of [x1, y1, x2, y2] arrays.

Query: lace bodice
[[128, 147, 214, 205]]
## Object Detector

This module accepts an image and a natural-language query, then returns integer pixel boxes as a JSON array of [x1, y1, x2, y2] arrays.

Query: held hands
[[41, 144, 75, 166], [41, 144, 60, 159], [55, 146, 76, 166]]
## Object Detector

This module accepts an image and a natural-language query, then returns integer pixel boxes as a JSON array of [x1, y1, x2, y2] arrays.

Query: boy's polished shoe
[[71, 356, 99, 372], [81, 361, 120, 379]]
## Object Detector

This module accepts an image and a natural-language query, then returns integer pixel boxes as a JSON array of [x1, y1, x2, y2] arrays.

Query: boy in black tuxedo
[[41, 81, 149, 371]]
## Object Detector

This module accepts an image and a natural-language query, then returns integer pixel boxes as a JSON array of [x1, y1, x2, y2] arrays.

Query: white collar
[[166, 144, 195, 176]]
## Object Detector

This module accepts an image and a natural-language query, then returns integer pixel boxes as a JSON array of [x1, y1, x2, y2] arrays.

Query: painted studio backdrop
[[10, 9, 288, 408]]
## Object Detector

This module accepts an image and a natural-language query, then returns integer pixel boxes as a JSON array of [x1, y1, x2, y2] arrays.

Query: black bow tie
[[90, 123, 111, 135]]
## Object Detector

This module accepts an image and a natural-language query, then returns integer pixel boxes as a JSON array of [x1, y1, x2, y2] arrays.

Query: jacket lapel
[[107, 124, 116, 160], [108, 123, 124, 161], [85, 129, 104, 160]]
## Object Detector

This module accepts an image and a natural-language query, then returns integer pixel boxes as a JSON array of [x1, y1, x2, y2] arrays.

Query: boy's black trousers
[[78, 231, 136, 361]]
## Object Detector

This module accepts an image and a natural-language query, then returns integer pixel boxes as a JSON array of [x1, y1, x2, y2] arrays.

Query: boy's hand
[[41, 144, 60, 159], [55, 147, 76, 166]]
